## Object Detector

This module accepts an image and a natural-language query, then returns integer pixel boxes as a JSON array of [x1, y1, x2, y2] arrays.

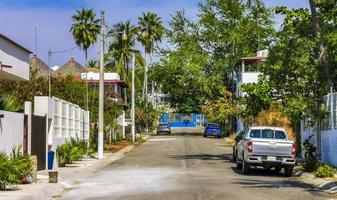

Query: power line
[[50, 46, 77, 54]]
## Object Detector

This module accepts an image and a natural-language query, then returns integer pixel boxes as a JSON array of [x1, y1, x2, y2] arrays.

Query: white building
[[81, 72, 128, 103], [234, 50, 268, 131], [0, 34, 31, 81]]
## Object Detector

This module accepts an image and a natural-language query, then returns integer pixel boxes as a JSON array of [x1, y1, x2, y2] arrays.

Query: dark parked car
[[157, 123, 171, 135], [204, 123, 222, 138]]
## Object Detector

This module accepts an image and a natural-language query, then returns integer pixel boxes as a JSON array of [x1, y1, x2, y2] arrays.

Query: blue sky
[[0, 0, 309, 67]]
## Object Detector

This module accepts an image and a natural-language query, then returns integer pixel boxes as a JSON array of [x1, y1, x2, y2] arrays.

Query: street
[[59, 128, 335, 200]]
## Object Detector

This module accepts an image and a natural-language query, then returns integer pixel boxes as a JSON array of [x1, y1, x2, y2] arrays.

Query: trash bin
[[48, 151, 55, 170]]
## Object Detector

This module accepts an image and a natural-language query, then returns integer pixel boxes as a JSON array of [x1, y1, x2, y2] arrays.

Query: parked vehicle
[[204, 123, 222, 138], [157, 123, 171, 135], [232, 131, 245, 162], [235, 126, 296, 176]]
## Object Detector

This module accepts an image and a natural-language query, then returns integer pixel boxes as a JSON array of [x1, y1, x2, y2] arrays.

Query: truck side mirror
[[235, 135, 241, 142]]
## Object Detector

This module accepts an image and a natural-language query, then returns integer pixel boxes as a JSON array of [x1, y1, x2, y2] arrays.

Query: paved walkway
[[0, 145, 134, 200]]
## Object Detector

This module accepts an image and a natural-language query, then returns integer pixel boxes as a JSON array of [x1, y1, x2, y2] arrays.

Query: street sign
[[125, 119, 132, 125]]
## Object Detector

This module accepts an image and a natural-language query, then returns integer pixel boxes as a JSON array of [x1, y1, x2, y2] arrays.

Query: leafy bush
[[314, 164, 336, 178], [0, 145, 33, 190], [0, 152, 19, 190], [56, 138, 90, 167], [302, 135, 318, 172], [10, 145, 33, 183]]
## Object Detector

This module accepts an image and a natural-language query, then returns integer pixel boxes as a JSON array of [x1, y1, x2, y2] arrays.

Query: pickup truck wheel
[[241, 155, 250, 174], [232, 150, 236, 162], [285, 166, 294, 177], [236, 156, 242, 169], [274, 167, 282, 173]]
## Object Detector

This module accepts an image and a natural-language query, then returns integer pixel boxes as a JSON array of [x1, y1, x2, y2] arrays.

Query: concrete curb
[[294, 168, 337, 194]]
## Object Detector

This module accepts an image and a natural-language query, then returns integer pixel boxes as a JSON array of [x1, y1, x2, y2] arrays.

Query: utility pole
[[98, 11, 105, 160], [131, 54, 136, 143], [35, 24, 38, 56], [48, 50, 51, 97]]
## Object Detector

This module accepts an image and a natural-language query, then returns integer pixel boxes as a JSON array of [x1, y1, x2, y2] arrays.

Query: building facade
[[234, 50, 267, 131], [0, 34, 31, 81]]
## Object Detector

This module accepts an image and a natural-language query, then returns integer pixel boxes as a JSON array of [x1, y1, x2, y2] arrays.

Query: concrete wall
[[302, 128, 337, 166], [0, 38, 30, 81], [0, 110, 24, 154], [34, 96, 90, 169]]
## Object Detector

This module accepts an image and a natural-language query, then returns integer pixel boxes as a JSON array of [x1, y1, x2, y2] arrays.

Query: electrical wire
[[51, 46, 77, 54]]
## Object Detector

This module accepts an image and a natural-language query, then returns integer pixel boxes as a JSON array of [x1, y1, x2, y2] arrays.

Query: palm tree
[[87, 59, 98, 68], [0, 95, 20, 112], [70, 8, 100, 110], [106, 21, 144, 103], [137, 12, 164, 100], [70, 8, 100, 62]]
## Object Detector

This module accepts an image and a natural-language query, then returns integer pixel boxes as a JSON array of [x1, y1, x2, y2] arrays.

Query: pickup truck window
[[250, 130, 261, 138], [275, 131, 286, 139], [262, 130, 274, 139], [249, 129, 287, 139]]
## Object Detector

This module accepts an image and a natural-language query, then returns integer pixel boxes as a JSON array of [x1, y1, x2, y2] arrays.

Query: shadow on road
[[231, 166, 285, 177], [232, 178, 329, 198], [169, 153, 233, 161]]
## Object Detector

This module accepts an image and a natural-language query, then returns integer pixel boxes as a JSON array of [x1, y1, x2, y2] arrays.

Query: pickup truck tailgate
[[252, 139, 293, 156]]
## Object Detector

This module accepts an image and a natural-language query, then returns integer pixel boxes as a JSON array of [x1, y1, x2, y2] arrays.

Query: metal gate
[[31, 115, 47, 170]]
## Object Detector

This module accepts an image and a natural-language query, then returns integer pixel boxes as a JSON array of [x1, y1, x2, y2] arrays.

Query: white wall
[[241, 72, 260, 84], [34, 96, 90, 169], [0, 38, 30, 81], [0, 110, 24, 154], [81, 72, 120, 81], [302, 128, 337, 166]]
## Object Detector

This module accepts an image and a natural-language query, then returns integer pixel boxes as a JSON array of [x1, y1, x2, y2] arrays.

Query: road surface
[[60, 128, 336, 200]]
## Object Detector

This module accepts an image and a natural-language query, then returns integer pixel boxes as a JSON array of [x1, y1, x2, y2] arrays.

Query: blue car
[[204, 123, 222, 138]]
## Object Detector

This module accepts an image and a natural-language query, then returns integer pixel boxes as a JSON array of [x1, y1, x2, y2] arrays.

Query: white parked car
[[235, 126, 296, 176]]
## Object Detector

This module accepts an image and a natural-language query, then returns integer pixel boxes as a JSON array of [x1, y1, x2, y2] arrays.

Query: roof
[[235, 56, 266, 67], [249, 126, 286, 131], [0, 34, 32, 54], [56, 57, 88, 77], [30, 55, 54, 77]]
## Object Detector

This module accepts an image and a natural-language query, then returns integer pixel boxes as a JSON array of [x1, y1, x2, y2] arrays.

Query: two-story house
[[81, 71, 128, 104], [234, 50, 268, 132], [0, 34, 31, 81]]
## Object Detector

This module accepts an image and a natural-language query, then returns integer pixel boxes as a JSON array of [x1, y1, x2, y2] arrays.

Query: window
[[262, 129, 274, 139], [275, 131, 286, 139], [250, 129, 261, 138]]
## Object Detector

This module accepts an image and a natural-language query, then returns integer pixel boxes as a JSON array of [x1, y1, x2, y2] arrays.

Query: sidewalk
[[293, 168, 337, 194], [0, 144, 135, 200]]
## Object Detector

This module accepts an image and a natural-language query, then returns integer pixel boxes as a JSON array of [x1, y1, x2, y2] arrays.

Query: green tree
[[105, 21, 144, 104], [152, 11, 208, 113], [70, 8, 100, 62], [87, 59, 98, 68], [137, 12, 164, 99], [204, 88, 242, 134]]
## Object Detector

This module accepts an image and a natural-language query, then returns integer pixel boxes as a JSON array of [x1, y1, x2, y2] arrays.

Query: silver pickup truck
[[235, 126, 296, 176]]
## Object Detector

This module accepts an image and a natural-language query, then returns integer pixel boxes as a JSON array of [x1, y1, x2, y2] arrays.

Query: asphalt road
[[60, 128, 336, 200]]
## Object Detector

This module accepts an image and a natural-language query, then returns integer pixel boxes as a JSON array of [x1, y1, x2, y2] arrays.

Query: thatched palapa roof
[[56, 57, 88, 77], [30, 55, 54, 77]]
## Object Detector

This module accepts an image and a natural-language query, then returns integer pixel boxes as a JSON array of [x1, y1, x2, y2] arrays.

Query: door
[[31, 115, 47, 170]]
